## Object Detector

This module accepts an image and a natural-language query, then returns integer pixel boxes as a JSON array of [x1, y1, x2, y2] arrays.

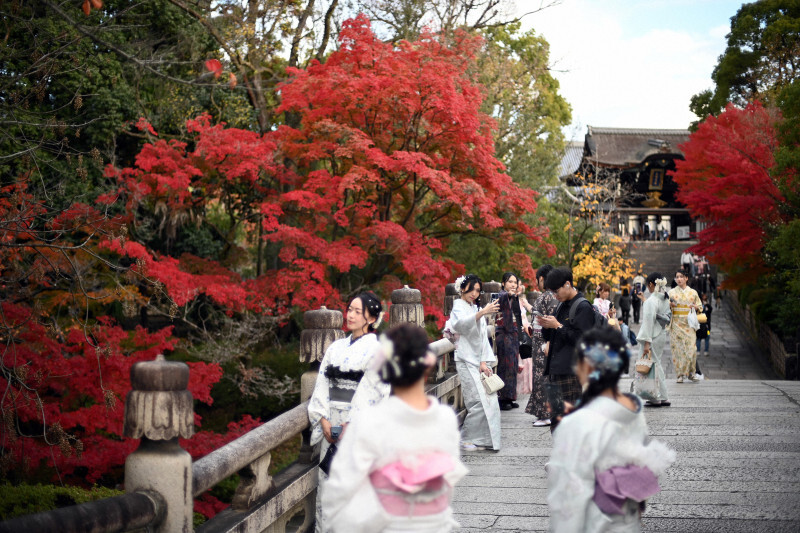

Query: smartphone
[[544, 382, 565, 419], [490, 292, 500, 303], [330, 425, 343, 441]]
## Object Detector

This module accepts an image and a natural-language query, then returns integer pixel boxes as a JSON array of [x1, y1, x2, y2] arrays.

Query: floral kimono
[[667, 286, 702, 379], [308, 333, 390, 532]]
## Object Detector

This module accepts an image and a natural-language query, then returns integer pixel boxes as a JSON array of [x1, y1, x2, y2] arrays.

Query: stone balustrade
[[0, 285, 467, 533]]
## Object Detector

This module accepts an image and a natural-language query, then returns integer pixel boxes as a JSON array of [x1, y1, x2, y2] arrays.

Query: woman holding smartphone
[[308, 292, 390, 532], [446, 274, 502, 451], [495, 272, 532, 410]]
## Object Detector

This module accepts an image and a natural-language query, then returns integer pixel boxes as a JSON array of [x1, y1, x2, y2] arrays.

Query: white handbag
[[481, 372, 504, 395], [687, 308, 700, 331]]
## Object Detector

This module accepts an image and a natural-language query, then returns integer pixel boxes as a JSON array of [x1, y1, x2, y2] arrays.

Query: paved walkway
[[452, 296, 800, 531]]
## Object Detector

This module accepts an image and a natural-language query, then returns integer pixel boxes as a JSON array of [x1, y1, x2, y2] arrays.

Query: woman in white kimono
[[323, 323, 468, 532], [631, 273, 672, 407], [549, 328, 675, 532], [447, 274, 502, 451], [308, 292, 390, 532]]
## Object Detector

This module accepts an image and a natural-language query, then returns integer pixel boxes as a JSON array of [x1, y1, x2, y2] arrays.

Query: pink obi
[[369, 452, 454, 517]]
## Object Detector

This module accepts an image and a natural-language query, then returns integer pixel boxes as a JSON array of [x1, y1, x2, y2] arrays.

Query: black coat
[[543, 292, 596, 375]]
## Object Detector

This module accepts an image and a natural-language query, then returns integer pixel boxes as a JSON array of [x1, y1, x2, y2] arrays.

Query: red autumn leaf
[[81, 0, 90, 16], [205, 58, 222, 79], [90, 0, 103, 9], [228, 72, 237, 88]]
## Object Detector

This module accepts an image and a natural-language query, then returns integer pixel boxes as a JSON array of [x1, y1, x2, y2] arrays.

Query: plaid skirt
[[548, 374, 582, 405]]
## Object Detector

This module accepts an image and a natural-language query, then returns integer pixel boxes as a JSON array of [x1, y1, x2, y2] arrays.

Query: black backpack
[[565, 296, 609, 330]]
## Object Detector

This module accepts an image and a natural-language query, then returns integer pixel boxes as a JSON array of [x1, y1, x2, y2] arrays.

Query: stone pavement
[[452, 298, 800, 532]]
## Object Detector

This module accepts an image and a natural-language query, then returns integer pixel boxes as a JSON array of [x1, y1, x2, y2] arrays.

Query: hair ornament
[[376, 334, 402, 381], [654, 277, 668, 294], [454, 275, 467, 291], [581, 341, 625, 374], [373, 310, 384, 329]]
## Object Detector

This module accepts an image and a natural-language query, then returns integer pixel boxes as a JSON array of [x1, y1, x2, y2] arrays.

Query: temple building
[[565, 126, 695, 240]]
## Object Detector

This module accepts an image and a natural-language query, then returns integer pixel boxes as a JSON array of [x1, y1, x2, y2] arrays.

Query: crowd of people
[[306, 253, 718, 532]]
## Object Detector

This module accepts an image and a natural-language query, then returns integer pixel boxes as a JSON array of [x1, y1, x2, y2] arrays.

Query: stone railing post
[[124, 354, 194, 533], [444, 283, 458, 317], [390, 285, 424, 327], [298, 306, 345, 463]]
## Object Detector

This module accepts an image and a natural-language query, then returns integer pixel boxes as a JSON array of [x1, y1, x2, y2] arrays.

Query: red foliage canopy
[[672, 102, 784, 285]]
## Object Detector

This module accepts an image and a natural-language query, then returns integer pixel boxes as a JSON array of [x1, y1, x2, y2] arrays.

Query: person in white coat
[[308, 292, 390, 532], [446, 273, 502, 451], [548, 328, 675, 532], [322, 323, 468, 532]]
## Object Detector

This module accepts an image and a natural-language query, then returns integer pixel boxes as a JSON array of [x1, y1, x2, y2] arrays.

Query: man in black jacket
[[537, 267, 597, 429]]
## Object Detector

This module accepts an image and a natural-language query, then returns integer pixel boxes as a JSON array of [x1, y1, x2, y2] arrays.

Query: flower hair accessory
[[375, 334, 401, 381], [581, 341, 626, 378], [454, 275, 466, 291], [654, 277, 668, 294], [373, 311, 385, 329]]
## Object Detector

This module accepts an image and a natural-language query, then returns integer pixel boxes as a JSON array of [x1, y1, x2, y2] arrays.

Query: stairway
[[628, 240, 698, 278]]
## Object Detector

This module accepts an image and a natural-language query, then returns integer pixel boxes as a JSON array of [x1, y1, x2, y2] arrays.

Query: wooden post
[[123, 355, 194, 533]]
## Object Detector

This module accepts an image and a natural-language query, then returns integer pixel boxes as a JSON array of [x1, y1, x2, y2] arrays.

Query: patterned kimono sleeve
[[308, 348, 334, 446], [350, 365, 390, 422]]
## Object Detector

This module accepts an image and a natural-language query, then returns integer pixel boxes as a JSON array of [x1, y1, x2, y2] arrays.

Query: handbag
[[319, 442, 338, 475], [635, 352, 653, 374], [697, 312, 707, 324], [481, 372, 504, 395], [687, 308, 700, 331], [519, 329, 533, 359]]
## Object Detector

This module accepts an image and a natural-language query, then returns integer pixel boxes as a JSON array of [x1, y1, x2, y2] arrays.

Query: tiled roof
[[585, 126, 690, 167], [558, 140, 585, 179]]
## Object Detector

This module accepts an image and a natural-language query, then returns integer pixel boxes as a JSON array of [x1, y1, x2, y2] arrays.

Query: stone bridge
[[1, 289, 798, 533]]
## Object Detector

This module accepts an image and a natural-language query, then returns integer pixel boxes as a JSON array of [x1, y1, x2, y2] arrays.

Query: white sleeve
[[308, 348, 333, 446], [350, 366, 390, 420], [480, 323, 496, 364], [547, 418, 615, 533], [450, 304, 479, 336], [637, 298, 657, 343], [323, 411, 384, 533]]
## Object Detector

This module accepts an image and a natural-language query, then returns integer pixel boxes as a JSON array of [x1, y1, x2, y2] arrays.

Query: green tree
[[690, 0, 800, 125]]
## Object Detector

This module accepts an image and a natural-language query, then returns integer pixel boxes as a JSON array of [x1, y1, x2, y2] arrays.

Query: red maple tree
[[270, 15, 549, 318], [672, 101, 785, 285]]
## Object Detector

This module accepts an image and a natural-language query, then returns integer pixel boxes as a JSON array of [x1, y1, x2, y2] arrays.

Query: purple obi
[[593, 464, 661, 515]]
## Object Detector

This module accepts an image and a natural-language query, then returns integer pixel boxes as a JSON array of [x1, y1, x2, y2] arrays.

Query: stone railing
[[726, 290, 798, 380], [0, 284, 483, 533]]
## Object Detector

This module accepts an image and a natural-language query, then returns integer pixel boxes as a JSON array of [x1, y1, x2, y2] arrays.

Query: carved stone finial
[[124, 355, 194, 440], [300, 307, 345, 363], [390, 286, 424, 327]]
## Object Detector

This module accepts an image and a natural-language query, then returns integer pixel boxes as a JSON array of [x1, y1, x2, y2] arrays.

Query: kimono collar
[[348, 332, 375, 345], [586, 394, 642, 424]]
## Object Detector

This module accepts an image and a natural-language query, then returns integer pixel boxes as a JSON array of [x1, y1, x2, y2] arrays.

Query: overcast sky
[[517, 0, 744, 140]]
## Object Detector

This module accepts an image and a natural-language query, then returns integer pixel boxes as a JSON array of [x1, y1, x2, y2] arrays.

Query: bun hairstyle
[[352, 291, 383, 332], [377, 323, 435, 387], [646, 272, 669, 300], [573, 327, 631, 412], [457, 274, 482, 294]]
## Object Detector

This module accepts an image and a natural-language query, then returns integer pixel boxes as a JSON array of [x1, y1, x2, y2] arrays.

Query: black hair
[[379, 323, 432, 388], [501, 272, 518, 286], [646, 272, 669, 300], [675, 269, 689, 279], [536, 264, 554, 285], [544, 267, 573, 292], [351, 291, 383, 332], [459, 274, 482, 294], [622, 288, 629, 296], [573, 327, 631, 412]]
